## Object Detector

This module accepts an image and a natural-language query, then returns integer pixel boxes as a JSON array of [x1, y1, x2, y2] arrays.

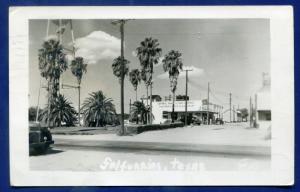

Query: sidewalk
[[53, 123, 271, 156]]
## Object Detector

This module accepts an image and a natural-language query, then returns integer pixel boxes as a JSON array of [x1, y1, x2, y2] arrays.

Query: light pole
[[207, 82, 210, 125], [184, 69, 193, 126]]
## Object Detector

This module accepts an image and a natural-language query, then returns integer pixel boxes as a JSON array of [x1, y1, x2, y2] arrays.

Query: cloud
[[74, 31, 120, 64], [156, 65, 204, 80]]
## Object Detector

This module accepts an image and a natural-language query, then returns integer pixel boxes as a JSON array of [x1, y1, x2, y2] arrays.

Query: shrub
[[125, 122, 184, 135]]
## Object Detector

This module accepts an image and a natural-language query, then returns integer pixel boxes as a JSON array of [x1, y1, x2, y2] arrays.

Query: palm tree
[[136, 37, 162, 124], [112, 56, 130, 82], [40, 94, 77, 127], [38, 37, 68, 127], [81, 91, 117, 127], [70, 57, 87, 126], [112, 56, 129, 134], [130, 101, 150, 124], [129, 69, 141, 101], [162, 50, 183, 123]]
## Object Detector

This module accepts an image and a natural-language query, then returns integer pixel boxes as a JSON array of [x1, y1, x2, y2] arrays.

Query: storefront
[[152, 100, 221, 124]]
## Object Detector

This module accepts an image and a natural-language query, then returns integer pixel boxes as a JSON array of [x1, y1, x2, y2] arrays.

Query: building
[[151, 98, 222, 124], [222, 108, 241, 123], [256, 73, 271, 129]]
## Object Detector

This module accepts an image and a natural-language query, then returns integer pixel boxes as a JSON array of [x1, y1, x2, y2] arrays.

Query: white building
[[151, 99, 222, 124], [256, 73, 271, 129], [222, 108, 241, 123]]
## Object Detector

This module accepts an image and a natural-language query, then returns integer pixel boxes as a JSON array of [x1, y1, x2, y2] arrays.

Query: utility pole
[[184, 69, 193, 126], [254, 94, 258, 128], [207, 82, 210, 125], [233, 105, 235, 122], [250, 96, 252, 127], [129, 99, 132, 115], [229, 93, 232, 123], [150, 82, 153, 124], [112, 19, 130, 135]]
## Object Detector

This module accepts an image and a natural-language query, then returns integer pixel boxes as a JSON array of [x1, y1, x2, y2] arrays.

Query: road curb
[[54, 139, 271, 156]]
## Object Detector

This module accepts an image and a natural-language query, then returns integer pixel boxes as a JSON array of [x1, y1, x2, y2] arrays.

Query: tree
[[112, 56, 130, 82], [162, 50, 183, 123], [81, 91, 117, 127], [112, 56, 129, 134], [129, 69, 141, 101], [70, 56, 87, 126], [130, 101, 150, 124], [38, 37, 68, 128], [136, 37, 162, 124], [40, 94, 77, 127]]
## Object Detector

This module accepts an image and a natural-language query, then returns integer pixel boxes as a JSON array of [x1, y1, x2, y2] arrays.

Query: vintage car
[[215, 118, 224, 125], [191, 116, 202, 125], [29, 122, 54, 155]]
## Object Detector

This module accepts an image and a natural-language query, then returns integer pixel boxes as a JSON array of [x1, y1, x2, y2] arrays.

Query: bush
[[125, 122, 184, 135]]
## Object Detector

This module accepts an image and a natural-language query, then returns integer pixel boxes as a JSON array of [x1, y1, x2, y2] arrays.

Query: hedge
[[125, 122, 184, 135]]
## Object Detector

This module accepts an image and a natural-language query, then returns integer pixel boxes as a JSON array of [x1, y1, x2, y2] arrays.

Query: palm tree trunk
[[150, 82, 152, 124], [146, 85, 149, 124], [172, 91, 175, 123], [59, 117, 61, 128], [78, 84, 81, 126], [136, 88, 138, 101]]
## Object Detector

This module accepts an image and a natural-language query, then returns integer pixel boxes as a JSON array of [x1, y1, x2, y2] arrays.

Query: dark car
[[191, 116, 202, 125], [29, 122, 54, 155], [215, 118, 224, 125]]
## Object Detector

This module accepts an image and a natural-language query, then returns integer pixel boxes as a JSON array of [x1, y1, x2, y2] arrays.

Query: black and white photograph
[[9, 6, 294, 186]]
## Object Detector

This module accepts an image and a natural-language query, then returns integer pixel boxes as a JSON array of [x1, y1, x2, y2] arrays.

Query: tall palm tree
[[70, 57, 87, 126], [129, 69, 141, 101], [38, 37, 68, 128], [112, 56, 130, 82], [81, 91, 116, 127], [112, 56, 129, 134], [40, 94, 77, 127], [162, 50, 183, 123], [136, 37, 162, 124]]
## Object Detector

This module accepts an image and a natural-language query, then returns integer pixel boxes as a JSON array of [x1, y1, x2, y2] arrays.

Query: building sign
[[156, 100, 202, 112]]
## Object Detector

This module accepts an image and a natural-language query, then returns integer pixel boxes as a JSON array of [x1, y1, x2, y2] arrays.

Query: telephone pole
[[229, 93, 232, 123], [233, 105, 235, 122], [254, 94, 258, 128], [184, 69, 193, 126], [207, 82, 210, 125], [250, 96, 252, 127], [112, 19, 130, 135]]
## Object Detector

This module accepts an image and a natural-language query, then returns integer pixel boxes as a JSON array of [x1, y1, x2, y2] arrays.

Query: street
[[30, 146, 270, 171], [30, 123, 271, 171]]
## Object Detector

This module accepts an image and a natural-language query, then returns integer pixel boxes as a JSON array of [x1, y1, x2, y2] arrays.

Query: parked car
[[191, 116, 202, 125], [215, 118, 224, 125], [29, 122, 54, 155]]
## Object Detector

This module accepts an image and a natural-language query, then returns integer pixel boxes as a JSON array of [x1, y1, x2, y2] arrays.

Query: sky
[[29, 19, 270, 113]]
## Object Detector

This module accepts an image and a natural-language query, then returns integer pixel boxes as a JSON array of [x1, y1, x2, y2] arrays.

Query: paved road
[[30, 146, 271, 171], [53, 136, 270, 156]]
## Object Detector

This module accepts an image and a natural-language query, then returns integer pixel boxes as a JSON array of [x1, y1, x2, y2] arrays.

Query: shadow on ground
[[31, 148, 65, 156]]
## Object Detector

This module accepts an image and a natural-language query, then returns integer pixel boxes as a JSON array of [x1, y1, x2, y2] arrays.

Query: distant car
[[191, 116, 202, 125], [162, 119, 174, 124], [29, 122, 54, 155], [215, 118, 224, 125]]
